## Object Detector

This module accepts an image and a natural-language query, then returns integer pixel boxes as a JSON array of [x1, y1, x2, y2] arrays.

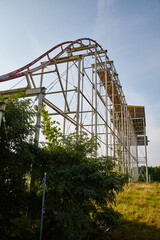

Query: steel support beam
[[0, 38, 148, 183], [0, 101, 6, 127], [35, 88, 46, 145], [76, 57, 81, 135]]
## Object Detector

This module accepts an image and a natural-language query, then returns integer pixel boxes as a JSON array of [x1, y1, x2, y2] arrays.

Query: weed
[[103, 182, 160, 240]]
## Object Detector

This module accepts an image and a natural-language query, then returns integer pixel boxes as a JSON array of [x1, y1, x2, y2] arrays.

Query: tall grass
[[101, 182, 160, 240]]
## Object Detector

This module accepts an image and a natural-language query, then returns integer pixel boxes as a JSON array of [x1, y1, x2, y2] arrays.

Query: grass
[[101, 182, 160, 240]]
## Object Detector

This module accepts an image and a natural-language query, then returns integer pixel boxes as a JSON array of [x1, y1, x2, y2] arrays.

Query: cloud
[[98, 0, 114, 8]]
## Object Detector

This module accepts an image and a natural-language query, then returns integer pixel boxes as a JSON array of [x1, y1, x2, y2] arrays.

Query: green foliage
[[41, 105, 62, 145], [139, 166, 160, 182], [116, 145, 123, 172], [148, 166, 160, 182], [37, 133, 127, 239], [0, 96, 37, 239], [9, 215, 36, 240], [0, 97, 127, 240], [0, 97, 35, 149]]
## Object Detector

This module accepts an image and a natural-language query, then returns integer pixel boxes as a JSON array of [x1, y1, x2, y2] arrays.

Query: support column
[[80, 58, 84, 133], [40, 68, 44, 87], [35, 87, 46, 145], [136, 138, 139, 181], [91, 65, 94, 138], [127, 115, 131, 180], [105, 54, 108, 156], [111, 63, 115, 165], [31, 87, 45, 192], [94, 45, 98, 141], [0, 102, 6, 127], [144, 119, 148, 183], [76, 57, 81, 135], [121, 104, 124, 173], [109, 98, 112, 157], [63, 61, 69, 135], [123, 104, 126, 173]]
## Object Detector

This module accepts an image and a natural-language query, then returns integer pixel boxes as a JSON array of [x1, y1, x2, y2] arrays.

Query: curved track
[[0, 38, 147, 182], [0, 38, 104, 82]]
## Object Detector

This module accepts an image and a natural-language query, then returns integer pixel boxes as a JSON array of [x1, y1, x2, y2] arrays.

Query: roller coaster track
[[0, 38, 148, 182], [0, 38, 104, 82]]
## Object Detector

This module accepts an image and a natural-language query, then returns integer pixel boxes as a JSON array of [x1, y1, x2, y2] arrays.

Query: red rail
[[0, 38, 103, 83]]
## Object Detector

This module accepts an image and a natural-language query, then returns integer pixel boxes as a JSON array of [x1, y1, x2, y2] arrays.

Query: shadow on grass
[[95, 220, 160, 240]]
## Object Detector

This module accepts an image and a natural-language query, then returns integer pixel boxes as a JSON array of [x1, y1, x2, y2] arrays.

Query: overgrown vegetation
[[106, 182, 160, 240], [0, 97, 127, 239], [139, 166, 160, 182]]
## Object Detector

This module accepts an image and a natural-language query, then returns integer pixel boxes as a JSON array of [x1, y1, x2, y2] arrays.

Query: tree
[[139, 166, 160, 182], [0, 97, 127, 240], [41, 104, 62, 145], [0, 96, 37, 239], [38, 133, 127, 240]]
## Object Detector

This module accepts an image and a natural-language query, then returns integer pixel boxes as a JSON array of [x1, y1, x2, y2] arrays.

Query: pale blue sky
[[0, 0, 160, 166]]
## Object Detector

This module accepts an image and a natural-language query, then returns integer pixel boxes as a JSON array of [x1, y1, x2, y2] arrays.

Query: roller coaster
[[0, 38, 148, 182]]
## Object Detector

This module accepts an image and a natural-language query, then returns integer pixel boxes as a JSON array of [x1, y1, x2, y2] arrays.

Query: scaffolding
[[0, 38, 148, 181]]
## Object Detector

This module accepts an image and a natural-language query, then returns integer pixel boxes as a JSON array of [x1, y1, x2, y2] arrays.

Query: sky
[[0, 0, 160, 166]]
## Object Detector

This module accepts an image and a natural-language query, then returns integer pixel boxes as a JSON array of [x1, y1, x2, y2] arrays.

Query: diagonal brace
[[55, 62, 70, 112]]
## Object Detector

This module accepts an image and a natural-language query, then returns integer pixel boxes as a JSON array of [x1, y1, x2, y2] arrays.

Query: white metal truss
[[0, 38, 148, 182]]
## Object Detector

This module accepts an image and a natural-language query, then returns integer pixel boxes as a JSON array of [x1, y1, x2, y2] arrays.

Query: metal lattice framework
[[0, 38, 148, 182]]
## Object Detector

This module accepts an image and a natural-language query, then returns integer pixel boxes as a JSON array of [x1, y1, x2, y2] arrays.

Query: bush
[[0, 98, 127, 239], [39, 133, 127, 239]]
